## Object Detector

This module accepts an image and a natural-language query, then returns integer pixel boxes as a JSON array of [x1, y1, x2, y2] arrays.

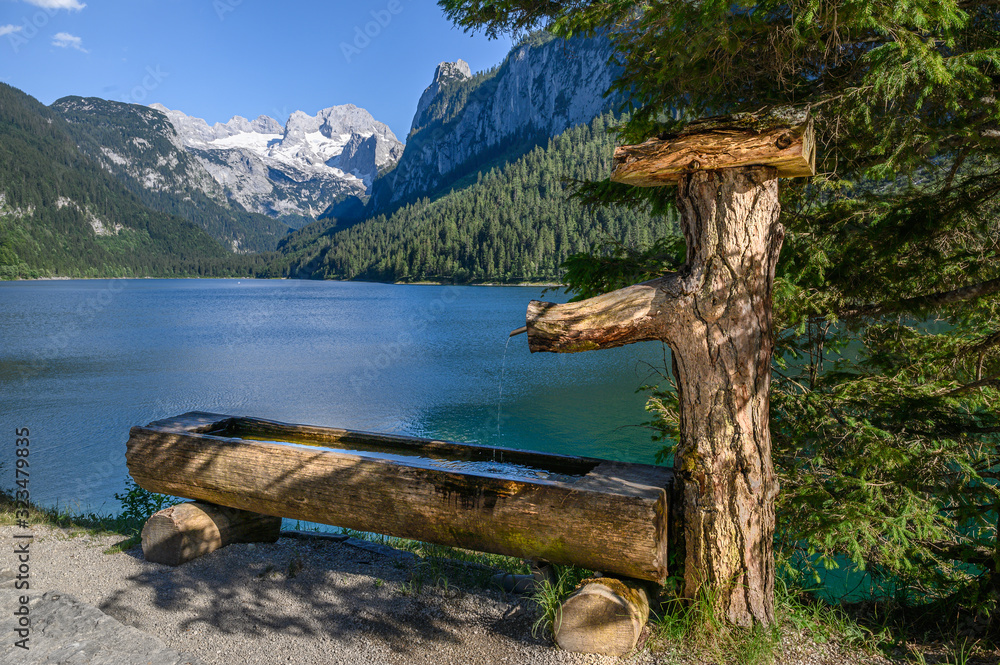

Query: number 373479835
[[14, 428, 29, 509]]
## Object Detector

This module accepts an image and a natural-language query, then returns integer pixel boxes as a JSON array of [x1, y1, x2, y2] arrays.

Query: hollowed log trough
[[125, 412, 673, 582]]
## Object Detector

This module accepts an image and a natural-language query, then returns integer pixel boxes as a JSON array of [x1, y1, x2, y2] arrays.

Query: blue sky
[[0, 0, 513, 140]]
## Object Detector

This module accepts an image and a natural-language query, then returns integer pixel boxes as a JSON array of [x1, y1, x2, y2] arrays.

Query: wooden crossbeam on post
[[610, 110, 815, 187]]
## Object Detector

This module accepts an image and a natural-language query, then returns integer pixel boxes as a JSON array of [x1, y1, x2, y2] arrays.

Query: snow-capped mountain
[[52, 96, 292, 253], [150, 103, 404, 219]]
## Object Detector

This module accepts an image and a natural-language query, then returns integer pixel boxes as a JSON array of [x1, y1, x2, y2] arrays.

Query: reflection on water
[[274, 440, 585, 484], [0, 279, 666, 512]]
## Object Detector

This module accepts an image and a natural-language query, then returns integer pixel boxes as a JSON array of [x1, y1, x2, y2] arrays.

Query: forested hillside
[[275, 113, 675, 283], [0, 84, 256, 279], [368, 32, 620, 214]]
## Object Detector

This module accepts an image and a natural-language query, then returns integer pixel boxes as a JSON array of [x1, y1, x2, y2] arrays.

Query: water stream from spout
[[497, 335, 513, 449]]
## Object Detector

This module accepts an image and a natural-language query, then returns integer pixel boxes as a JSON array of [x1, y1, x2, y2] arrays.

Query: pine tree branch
[[836, 276, 1000, 320], [968, 330, 1000, 355], [925, 543, 997, 570], [941, 372, 1000, 396]]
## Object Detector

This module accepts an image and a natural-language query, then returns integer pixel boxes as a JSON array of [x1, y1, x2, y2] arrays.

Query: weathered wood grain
[[126, 413, 673, 582], [141, 501, 281, 566], [554, 577, 651, 656], [525, 274, 687, 353], [611, 111, 815, 186]]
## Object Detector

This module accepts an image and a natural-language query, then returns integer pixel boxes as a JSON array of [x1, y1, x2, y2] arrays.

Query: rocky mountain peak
[[215, 114, 282, 138], [284, 110, 320, 136], [382, 33, 620, 211], [316, 104, 379, 138], [434, 59, 471, 85], [251, 115, 283, 134], [147, 101, 403, 220], [410, 59, 473, 134]]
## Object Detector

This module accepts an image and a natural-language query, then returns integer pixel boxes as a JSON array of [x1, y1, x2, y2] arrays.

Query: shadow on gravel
[[98, 537, 525, 657], [115, 422, 556, 658]]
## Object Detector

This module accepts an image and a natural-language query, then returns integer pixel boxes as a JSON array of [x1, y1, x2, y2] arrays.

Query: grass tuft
[[0, 478, 177, 549], [529, 565, 593, 639]]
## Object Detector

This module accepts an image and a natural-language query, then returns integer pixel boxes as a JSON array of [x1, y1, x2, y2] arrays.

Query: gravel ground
[[0, 525, 644, 665], [0, 524, 894, 665]]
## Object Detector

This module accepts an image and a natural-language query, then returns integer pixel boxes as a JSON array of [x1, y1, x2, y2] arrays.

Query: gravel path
[[0, 525, 640, 665], [0, 524, 901, 665]]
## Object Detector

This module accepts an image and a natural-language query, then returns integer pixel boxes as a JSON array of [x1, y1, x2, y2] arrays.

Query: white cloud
[[52, 31, 87, 52], [24, 0, 87, 10], [0, 25, 24, 36]]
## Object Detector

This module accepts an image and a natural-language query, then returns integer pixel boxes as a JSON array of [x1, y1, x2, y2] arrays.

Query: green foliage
[[651, 584, 783, 665], [113, 478, 175, 529], [529, 565, 592, 638], [560, 233, 684, 301], [275, 113, 674, 283], [443, 1, 1000, 170], [439, 0, 1000, 622]]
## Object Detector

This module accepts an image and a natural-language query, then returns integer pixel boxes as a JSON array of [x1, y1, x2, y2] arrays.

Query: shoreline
[[2, 275, 564, 288]]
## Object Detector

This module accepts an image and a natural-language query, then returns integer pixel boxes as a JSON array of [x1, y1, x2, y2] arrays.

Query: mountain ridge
[[368, 32, 621, 215], [53, 96, 292, 253], [152, 102, 404, 220], [0, 83, 248, 279]]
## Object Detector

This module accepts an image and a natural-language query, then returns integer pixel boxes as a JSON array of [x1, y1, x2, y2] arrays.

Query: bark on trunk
[[670, 167, 781, 626], [524, 166, 783, 626]]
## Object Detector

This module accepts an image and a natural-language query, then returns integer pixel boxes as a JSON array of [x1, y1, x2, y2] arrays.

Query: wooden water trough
[[125, 412, 673, 583]]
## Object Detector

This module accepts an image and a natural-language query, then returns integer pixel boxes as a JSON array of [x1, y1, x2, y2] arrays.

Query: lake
[[0, 279, 668, 516]]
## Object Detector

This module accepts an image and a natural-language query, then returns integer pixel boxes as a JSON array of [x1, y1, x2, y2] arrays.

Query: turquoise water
[[0, 279, 667, 514]]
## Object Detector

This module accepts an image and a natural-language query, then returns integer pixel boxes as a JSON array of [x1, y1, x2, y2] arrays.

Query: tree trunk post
[[669, 166, 781, 625], [521, 111, 812, 627]]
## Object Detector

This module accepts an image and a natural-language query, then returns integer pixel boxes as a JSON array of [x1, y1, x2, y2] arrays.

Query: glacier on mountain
[[149, 103, 403, 219]]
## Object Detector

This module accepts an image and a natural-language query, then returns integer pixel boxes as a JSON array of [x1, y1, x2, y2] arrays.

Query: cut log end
[[141, 501, 281, 566], [554, 577, 650, 656], [524, 281, 667, 354], [611, 111, 815, 187]]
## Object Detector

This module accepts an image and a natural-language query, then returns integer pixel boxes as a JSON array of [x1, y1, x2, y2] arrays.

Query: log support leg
[[491, 558, 557, 594], [141, 501, 282, 566], [554, 576, 651, 656]]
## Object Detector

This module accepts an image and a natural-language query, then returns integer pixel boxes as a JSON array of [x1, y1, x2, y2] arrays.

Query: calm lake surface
[[0, 279, 668, 515]]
